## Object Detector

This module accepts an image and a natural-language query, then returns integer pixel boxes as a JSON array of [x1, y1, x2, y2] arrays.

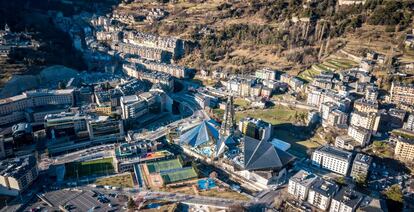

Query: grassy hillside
[[117, 0, 414, 74]]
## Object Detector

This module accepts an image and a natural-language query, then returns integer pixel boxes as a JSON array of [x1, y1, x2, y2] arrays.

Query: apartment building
[[123, 30, 183, 56], [349, 111, 381, 133], [288, 170, 319, 201], [307, 88, 350, 112], [350, 153, 372, 182], [132, 58, 193, 79], [390, 82, 414, 106], [320, 102, 348, 128], [111, 42, 171, 62], [393, 135, 414, 162], [0, 155, 38, 196], [280, 73, 304, 92], [307, 88, 324, 106], [325, 109, 348, 128], [388, 108, 406, 129], [312, 146, 353, 176], [238, 117, 272, 141], [329, 187, 365, 212], [255, 68, 276, 81], [353, 98, 379, 113], [123, 63, 174, 91], [347, 125, 372, 147], [307, 179, 339, 211], [365, 86, 379, 101], [404, 114, 414, 131], [320, 102, 338, 121], [335, 135, 359, 151]]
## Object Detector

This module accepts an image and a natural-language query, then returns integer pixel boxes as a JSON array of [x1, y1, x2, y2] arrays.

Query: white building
[[325, 109, 348, 128], [347, 125, 371, 147], [349, 111, 381, 133], [120, 95, 148, 120], [335, 135, 358, 151], [312, 146, 353, 176], [403, 114, 414, 132], [255, 67, 276, 81], [288, 170, 319, 201]]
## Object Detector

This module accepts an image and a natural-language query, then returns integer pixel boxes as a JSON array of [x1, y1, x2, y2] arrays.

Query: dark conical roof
[[243, 136, 295, 171]]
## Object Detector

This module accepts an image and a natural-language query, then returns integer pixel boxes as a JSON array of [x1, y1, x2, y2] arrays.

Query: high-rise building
[[349, 111, 381, 133], [350, 153, 372, 182], [390, 82, 414, 106], [404, 114, 414, 132], [347, 125, 372, 147], [393, 135, 414, 162], [353, 98, 379, 113], [238, 117, 272, 141]]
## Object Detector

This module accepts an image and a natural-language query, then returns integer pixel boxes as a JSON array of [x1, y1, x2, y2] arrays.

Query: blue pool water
[[198, 178, 216, 190]]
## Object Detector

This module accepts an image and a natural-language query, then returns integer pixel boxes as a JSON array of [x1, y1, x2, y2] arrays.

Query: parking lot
[[35, 189, 124, 212]]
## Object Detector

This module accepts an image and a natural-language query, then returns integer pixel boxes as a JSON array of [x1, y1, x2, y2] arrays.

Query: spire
[[220, 95, 235, 136], [4, 23, 10, 32]]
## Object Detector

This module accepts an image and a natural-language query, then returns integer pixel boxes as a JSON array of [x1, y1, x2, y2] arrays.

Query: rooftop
[[290, 170, 319, 187], [121, 95, 140, 104], [332, 187, 364, 208], [243, 136, 295, 171], [315, 145, 352, 161], [0, 89, 74, 105], [310, 179, 338, 197], [0, 155, 36, 179], [354, 153, 373, 165], [239, 117, 272, 129]]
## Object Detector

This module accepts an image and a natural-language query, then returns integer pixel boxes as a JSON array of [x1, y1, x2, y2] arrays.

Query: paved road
[[82, 186, 252, 208]]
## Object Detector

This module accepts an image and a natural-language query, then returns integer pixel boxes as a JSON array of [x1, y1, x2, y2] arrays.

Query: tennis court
[[146, 158, 182, 173], [160, 167, 198, 184]]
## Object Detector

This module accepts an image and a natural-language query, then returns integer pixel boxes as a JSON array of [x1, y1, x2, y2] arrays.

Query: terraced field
[[298, 58, 358, 82]]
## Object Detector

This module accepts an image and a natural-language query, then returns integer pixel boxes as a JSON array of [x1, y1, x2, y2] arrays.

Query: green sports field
[[65, 158, 114, 179]]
